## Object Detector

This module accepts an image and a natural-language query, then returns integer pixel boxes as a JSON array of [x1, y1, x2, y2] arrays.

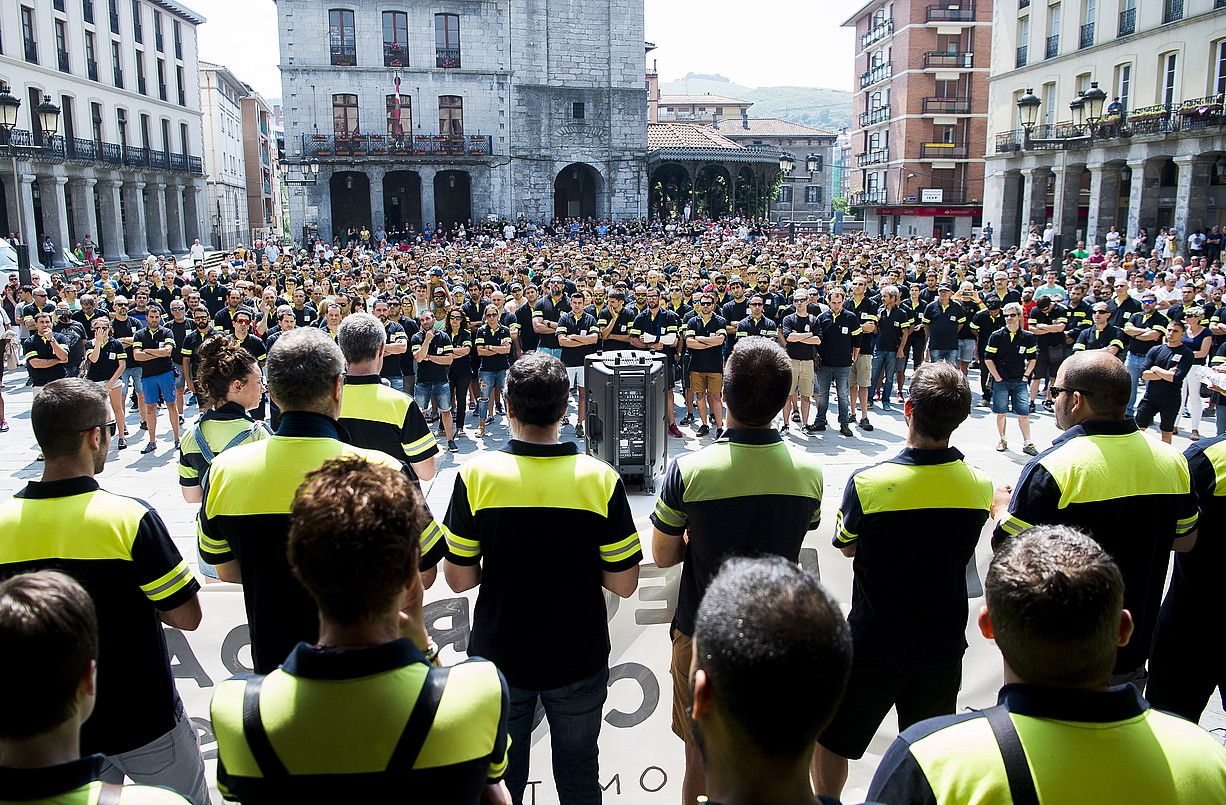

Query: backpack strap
[[242, 676, 288, 778], [191, 424, 214, 464], [984, 704, 1039, 805], [387, 667, 451, 771], [96, 782, 124, 805]]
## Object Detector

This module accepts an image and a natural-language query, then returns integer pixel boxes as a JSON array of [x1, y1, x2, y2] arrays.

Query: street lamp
[[308, 157, 320, 178], [1017, 87, 1041, 149], [779, 153, 796, 242], [0, 83, 60, 284], [1082, 81, 1107, 132], [1069, 95, 1086, 128], [805, 153, 820, 173]]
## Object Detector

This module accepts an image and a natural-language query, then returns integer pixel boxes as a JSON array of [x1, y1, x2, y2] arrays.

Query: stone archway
[[695, 164, 733, 218], [648, 163, 691, 220], [433, 170, 471, 230], [383, 171, 422, 234], [329, 171, 371, 238], [554, 163, 601, 220]]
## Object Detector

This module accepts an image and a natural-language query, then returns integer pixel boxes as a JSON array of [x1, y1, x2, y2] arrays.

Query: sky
[[196, 0, 863, 101]]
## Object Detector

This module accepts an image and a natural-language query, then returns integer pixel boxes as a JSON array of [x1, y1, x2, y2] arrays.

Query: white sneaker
[[996, 439, 1007, 452]]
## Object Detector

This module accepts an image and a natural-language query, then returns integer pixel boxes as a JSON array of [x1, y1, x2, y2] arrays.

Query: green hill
[[660, 74, 852, 131]]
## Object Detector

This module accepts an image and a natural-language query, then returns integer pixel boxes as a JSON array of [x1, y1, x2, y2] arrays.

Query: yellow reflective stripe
[[141, 560, 193, 601], [198, 523, 230, 553], [652, 499, 686, 528], [834, 510, 856, 543], [999, 514, 1032, 536], [403, 432, 437, 458], [600, 533, 641, 564], [1176, 513, 1199, 534], [420, 519, 444, 555], [488, 753, 509, 780], [446, 527, 481, 558]]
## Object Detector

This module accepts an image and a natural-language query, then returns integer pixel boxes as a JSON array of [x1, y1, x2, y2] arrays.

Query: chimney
[[741, 108, 749, 129], [712, 111, 720, 129]]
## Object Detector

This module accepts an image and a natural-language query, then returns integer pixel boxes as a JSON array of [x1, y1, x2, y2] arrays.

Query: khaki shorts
[[670, 628, 695, 742], [790, 358, 815, 396], [850, 354, 872, 387], [690, 371, 723, 394]]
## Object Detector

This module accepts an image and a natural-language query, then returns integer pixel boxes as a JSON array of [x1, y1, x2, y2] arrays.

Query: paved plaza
[[1, 364, 1222, 802]]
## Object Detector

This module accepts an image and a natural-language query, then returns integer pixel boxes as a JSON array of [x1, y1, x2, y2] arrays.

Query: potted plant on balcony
[[1178, 97, 1223, 120], [1127, 105, 1166, 122]]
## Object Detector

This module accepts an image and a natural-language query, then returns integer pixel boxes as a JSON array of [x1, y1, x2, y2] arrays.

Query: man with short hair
[[0, 571, 190, 804], [558, 290, 600, 438], [685, 293, 728, 438], [133, 304, 182, 454], [1074, 302, 1126, 357], [212, 458, 511, 802], [781, 290, 822, 430], [444, 353, 641, 804], [199, 328, 441, 674], [815, 362, 993, 799], [921, 284, 966, 366], [652, 338, 825, 805], [630, 286, 684, 438], [1135, 318, 1195, 443], [0, 379, 207, 803], [410, 309, 457, 452], [995, 350, 1199, 686], [692, 557, 853, 805], [1122, 290, 1168, 416], [869, 527, 1226, 804], [870, 284, 912, 412], [814, 288, 862, 437], [984, 301, 1038, 455], [22, 311, 69, 396]]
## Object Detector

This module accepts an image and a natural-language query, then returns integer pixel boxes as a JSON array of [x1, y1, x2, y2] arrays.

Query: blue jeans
[[414, 380, 452, 413], [99, 697, 209, 805], [1125, 352, 1146, 417], [506, 666, 609, 805], [992, 379, 1031, 416], [815, 365, 852, 425], [476, 369, 507, 423], [1217, 404, 1226, 437], [870, 350, 899, 406], [385, 374, 405, 393], [930, 348, 959, 365]]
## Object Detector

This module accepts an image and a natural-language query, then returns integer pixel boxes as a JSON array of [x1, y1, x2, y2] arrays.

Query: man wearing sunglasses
[[983, 302, 1038, 455], [1122, 292, 1169, 417], [1073, 304, 1126, 357]]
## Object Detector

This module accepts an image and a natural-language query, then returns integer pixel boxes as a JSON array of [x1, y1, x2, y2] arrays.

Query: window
[[180, 122, 188, 155], [805, 186, 822, 204], [1046, 3, 1060, 58], [436, 14, 460, 68], [1114, 62, 1131, 112], [779, 185, 793, 203], [21, 6, 38, 64], [1215, 41, 1226, 99], [1161, 52, 1177, 106], [131, 0, 141, 42], [55, 19, 69, 72], [111, 40, 123, 87], [1042, 80, 1056, 124], [91, 102, 103, 142], [386, 93, 411, 141], [383, 11, 407, 67], [139, 113, 150, 149], [161, 117, 170, 153], [135, 50, 146, 94], [175, 65, 184, 105], [156, 58, 166, 100], [1017, 17, 1030, 66], [332, 93, 359, 135], [438, 95, 463, 135], [173, 19, 181, 59], [572, 102, 585, 119], [85, 31, 97, 79], [116, 108, 127, 148], [153, 10, 162, 50], [329, 9, 356, 66]]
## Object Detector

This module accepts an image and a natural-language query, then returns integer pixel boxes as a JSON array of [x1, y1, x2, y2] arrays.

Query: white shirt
[[190, 243, 205, 261]]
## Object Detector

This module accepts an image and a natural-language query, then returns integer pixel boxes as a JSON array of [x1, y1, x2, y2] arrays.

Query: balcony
[[926, 4, 976, 22], [109, 11, 119, 34], [850, 188, 888, 206], [923, 96, 972, 114], [83, 0, 94, 24], [995, 130, 1021, 153], [1016, 45, 1028, 67], [858, 106, 891, 127], [302, 132, 493, 159], [87, 59, 98, 81], [920, 142, 968, 159], [1079, 22, 1094, 48], [923, 51, 973, 69], [1118, 8, 1135, 35], [1163, 0, 1183, 23], [1045, 34, 1059, 59], [24, 39, 38, 65], [1001, 96, 1226, 152], [330, 44, 356, 66], [384, 42, 407, 67], [857, 147, 889, 166], [860, 63, 892, 88], [861, 19, 893, 49], [436, 47, 461, 68], [57, 51, 70, 73], [2, 130, 204, 175]]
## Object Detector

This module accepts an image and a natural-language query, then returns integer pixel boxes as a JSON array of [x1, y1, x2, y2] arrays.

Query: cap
[[429, 267, 444, 276], [938, 283, 953, 291]]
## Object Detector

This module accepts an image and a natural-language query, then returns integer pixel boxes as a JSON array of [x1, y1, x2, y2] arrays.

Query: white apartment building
[[200, 61, 247, 250], [0, 0, 210, 265], [983, 0, 1226, 249]]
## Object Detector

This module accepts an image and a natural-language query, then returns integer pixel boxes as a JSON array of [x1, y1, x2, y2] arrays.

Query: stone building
[[276, 0, 647, 242], [715, 116, 837, 222], [842, 0, 992, 239], [240, 89, 281, 242], [982, 0, 1226, 250], [0, 0, 210, 265]]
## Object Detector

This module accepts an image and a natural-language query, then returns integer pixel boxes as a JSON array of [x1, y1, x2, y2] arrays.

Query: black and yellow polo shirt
[[178, 401, 270, 489], [1073, 324, 1126, 354], [444, 440, 641, 690], [995, 419, 1198, 674], [651, 429, 823, 637], [337, 374, 438, 471], [0, 477, 198, 756], [833, 447, 992, 664], [21, 332, 69, 386], [212, 640, 508, 802], [984, 327, 1037, 381], [198, 412, 444, 674], [867, 683, 1226, 804], [0, 755, 188, 804]]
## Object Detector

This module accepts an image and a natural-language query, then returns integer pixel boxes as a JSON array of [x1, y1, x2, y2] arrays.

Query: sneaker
[[839, 424, 854, 437], [0, 420, 7, 432], [117, 436, 127, 450], [813, 421, 827, 432], [708, 414, 716, 426], [484, 416, 494, 426], [979, 397, 992, 407], [1022, 443, 1038, 456], [996, 439, 1007, 452], [576, 423, 585, 438], [859, 417, 874, 432], [714, 428, 724, 440], [139, 421, 148, 430], [173, 440, 181, 450], [695, 424, 710, 437], [36, 453, 43, 461], [680, 413, 694, 426], [186, 393, 197, 407], [496, 404, 506, 416], [667, 424, 683, 438], [448, 439, 459, 452], [1190, 430, 1201, 441], [791, 411, 801, 423], [129, 400, 139, 411], [1042, 399, 1054, 411], [882, 402, 893, 411], [780, 423, 789, 433], [1182, 408, 1191, 418], [141, 442, 157, 454], [803, 424, 818, 434], [178, 414, 184, 424]]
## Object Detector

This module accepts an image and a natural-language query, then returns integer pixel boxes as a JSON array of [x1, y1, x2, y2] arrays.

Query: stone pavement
[[0, 365, 1221, 801]]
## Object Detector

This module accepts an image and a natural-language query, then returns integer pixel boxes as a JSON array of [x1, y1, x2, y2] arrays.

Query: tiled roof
[[648, 123, 746, 151], [716, 118, 836, 137]]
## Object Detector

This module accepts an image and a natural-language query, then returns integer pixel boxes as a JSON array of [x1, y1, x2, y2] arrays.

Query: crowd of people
[[1, 215, 1226, 805]]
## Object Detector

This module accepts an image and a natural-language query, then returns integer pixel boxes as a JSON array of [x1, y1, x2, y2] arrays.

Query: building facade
[[842, 0, 992, 239], [277, 0, 647, 243], [240, 90, 281, 242], [0, 0, 209, 265], [199, 62, 248, 251], [716, 116, 838, 222], [656, 94, 752, 125], [983, 0, 1226, 250]]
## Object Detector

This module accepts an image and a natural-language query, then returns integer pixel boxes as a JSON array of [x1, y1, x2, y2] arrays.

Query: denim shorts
[[140, 371, 175, 405], [958, 340, 977, 363], [414, 380, 452, 413], [992, 379, 1031, 416], [120, 365, 143, 396], [930, 348, 960, 365]]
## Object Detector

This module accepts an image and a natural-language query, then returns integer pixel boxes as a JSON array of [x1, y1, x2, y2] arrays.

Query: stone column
[[37, 175, 71, 268], [69, 177, 99, 248], [1019, 168, 1051, 238], [96, 177, 128, 261], [145, 179, 169, 255], [1051, 166, 1082, 242], [1173, 155, 1212, 241], [1086, 163, 1121, 247], [1, 172, 18, 238], [997, 170, 1023, 248], [418, 167, 437, 234], [182, 180, 209, 249], [122, 179, 149, 259], [1125, 158, 1159, 248], [166, 183, 186, 253], [18, 173, 39, 256], [367, 167, 386, 232]]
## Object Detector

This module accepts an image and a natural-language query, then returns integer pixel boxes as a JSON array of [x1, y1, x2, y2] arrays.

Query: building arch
[[433, 169, 471, 229], [554, 162, 603, 220], [329, 170, 371, 237]]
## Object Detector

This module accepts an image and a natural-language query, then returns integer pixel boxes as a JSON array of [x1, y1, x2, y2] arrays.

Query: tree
[[831, 196, 850, 214]]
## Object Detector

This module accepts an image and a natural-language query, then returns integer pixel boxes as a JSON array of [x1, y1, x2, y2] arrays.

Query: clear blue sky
[[197, 0, 862, 100]]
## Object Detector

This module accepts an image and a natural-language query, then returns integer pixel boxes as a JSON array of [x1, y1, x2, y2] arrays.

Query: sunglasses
[[1003, 313, 1020, 318], [80, 421, 118, 437], [1050, 385, 1092, 398]]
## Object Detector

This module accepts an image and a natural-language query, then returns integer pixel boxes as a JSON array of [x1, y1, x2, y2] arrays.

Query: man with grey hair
[[337, 312, 439, 481], [870, 284, 913, 412], [198, 327, 443, 674]]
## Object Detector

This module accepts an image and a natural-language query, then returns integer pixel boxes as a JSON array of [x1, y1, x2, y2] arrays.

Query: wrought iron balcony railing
[[302, 132, 493, 159]]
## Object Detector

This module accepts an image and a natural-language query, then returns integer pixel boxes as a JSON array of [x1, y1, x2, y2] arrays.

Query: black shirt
[[781, 313, 819, 360], [875, 305, 915, 353], [1142, 343, 1195, 404], [1126, 311, 1170, 357], [380, 320, 409, 378], [557, 311, 600, 368], [513, 302, 540, 352], [85, 337, 126, 382], [921, 301, 967, 351], [533, 294, 569, 349], [199, 282, 228, 315], [53, 318, 88, 374], [816, 309, 862, 367], [984, 328, 1038, 381], [684, 314, 728, 373], [21, 332, 69, 386], [474, 324, 512, 372], [133, 325, 175, 378], [446, 328, 474, 379], [411, 330, 453, 384]]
